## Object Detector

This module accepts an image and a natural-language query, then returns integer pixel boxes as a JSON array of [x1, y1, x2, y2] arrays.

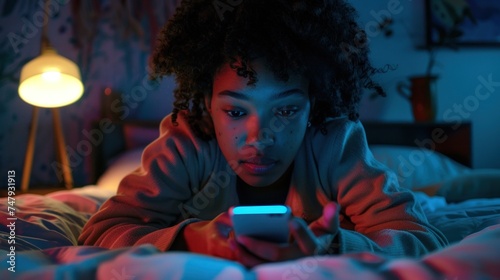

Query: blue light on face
[[232, 205, 288, 215]]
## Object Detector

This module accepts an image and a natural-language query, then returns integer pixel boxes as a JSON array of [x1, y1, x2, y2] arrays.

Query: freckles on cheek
[[287, 128, 301, 149], [232, 126, 238, 138], [217, 126, 239, 141]]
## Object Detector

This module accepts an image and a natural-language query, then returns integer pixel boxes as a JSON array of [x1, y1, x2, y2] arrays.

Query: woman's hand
[[233, 202, 340, 267], [178, 211, 237, 260]]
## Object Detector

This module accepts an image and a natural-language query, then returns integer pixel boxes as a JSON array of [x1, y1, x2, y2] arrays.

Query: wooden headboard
[[362, 122, 472, 167], [91, 119, 161, 183], [91, 89, 163, 182]]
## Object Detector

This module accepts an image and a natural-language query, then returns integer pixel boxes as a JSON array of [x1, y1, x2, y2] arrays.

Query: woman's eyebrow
[[217, 90, 249, 100], [216, 89, 306, 100], [272, 89, 306, 100]]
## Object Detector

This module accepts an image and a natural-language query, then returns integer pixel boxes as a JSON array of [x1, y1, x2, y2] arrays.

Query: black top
[[236, 163, 293, 206]]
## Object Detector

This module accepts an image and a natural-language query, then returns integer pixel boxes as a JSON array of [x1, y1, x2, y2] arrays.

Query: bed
[[1, 114, 500, 279]]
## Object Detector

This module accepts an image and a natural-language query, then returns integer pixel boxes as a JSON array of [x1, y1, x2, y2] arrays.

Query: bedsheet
[[0, 186, 113, 251], [0, 185, 499, 279], [1, 224, 499, 279], [414, 192, 500, 244]]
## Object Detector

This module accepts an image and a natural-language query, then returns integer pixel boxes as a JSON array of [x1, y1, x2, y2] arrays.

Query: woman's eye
[[276, 108, 298, 117], [225, 110, 246, 118]]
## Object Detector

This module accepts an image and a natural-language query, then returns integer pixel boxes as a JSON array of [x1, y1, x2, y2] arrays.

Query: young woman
[[79, 0, 447, 267]]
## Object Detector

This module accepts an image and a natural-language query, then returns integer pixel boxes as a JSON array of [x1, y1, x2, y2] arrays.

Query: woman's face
[[209, 59, 311, 187]]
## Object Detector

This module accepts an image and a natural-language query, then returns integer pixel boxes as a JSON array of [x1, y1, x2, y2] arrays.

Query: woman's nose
[[245, 116, 275, 149]]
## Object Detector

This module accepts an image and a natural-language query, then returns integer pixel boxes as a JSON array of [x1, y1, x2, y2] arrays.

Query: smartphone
[[229, 205, 291, 243]]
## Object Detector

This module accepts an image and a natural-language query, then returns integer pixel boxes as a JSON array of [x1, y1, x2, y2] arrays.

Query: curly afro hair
[[151, 0, 386, 139]]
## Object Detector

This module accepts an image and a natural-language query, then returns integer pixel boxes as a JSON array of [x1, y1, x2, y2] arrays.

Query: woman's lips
[[240, 157, 277, 174]]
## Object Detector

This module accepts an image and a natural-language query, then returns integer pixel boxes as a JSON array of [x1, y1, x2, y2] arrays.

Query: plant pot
[[397, 75, 438, 122]]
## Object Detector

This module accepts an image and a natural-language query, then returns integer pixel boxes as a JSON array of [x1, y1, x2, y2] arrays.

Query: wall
[[1, 0, 499, 188], [0, 0, 178, 186], [352, 0, 500, 169]]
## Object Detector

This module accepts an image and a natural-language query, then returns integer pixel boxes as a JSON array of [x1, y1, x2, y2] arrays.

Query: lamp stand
[[52, 108, 73, 189], [21, 107, 39, 192], [21, 107, 74, 192]]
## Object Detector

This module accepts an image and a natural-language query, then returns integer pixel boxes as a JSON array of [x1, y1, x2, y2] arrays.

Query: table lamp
[[18, 0, 84, 192]]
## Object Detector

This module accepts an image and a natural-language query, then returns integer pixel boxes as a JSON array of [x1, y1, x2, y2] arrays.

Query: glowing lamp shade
[[19, 48, 83, 108]]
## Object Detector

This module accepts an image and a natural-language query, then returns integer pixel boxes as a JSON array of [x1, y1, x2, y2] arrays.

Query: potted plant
[[377, 0, 476, 122]]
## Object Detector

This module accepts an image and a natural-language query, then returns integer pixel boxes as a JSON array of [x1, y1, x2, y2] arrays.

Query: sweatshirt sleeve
[[78, 114, 211, 250], [323, 120, 448, 257]]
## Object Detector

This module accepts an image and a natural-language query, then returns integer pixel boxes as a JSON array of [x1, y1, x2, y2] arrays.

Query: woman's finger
[[236, 235, 304, 261], [310, 202, 340, 236], [236, 235, 280, 260], [230, 238, 266, 268], [289, 217, 319, 255]]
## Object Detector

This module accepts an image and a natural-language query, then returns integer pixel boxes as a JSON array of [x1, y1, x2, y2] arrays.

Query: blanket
[[1, 225, 499, 279], [1, 178, 500, 280]]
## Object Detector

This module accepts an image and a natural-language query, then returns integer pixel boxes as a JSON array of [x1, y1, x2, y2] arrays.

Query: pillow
[[435, 169, 500, 202], [96, 148, 144, 192], [47, 186, 115, 214], [370, 145, 470, 190]]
